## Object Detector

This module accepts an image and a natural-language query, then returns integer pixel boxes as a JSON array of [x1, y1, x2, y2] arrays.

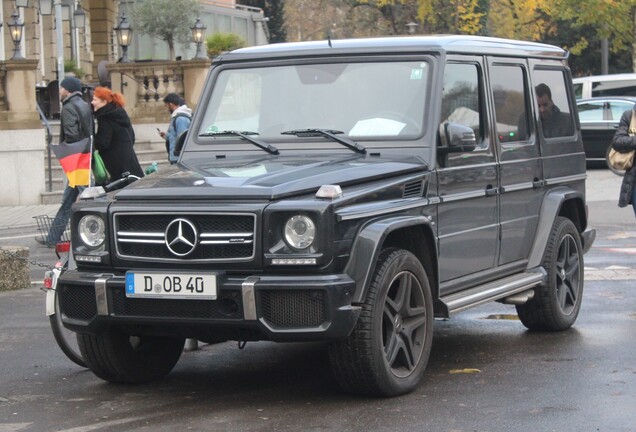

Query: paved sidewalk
[[0, 204, 59, 231]]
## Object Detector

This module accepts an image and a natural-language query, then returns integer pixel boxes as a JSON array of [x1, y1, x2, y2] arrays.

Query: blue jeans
[[47, 185, 82, 243]]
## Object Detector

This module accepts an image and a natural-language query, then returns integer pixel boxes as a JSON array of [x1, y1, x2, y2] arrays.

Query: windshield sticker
[[410, 69, 424, 80], [205, 125, 219, 134]]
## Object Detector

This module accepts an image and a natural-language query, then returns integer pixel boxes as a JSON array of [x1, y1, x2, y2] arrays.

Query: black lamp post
[[191, 17, 207, 59], [73, 3, 86, 29], [114, 13, 133, 63], [8, 10, 26, 60]]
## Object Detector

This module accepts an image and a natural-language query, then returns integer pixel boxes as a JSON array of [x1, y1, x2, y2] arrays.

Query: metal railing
[[36, 102, 54, 192]]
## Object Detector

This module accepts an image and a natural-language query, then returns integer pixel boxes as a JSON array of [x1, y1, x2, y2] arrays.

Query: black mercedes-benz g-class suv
[[59, 35, 595, 397]]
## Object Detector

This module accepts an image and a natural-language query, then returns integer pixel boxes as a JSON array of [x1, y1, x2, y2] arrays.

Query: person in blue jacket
[[158, 93, 192, 164]]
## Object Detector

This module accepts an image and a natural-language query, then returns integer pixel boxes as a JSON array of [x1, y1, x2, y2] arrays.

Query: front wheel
[[78, 329, 184, 384], [328, 248, 433, 397], [516, 217, 584, 331]]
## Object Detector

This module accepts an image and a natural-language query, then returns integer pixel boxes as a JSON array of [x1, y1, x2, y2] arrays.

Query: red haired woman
[[91, 87, 144, 181]]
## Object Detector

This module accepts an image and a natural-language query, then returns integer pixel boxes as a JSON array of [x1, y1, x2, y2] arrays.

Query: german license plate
[[125, 272, 217, 299]]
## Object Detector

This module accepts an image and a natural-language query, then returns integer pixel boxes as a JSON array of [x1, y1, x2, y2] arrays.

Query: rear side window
[[577, 100, 608, 122], [532, 69, 575, 139], [592, 79, 636, 98]]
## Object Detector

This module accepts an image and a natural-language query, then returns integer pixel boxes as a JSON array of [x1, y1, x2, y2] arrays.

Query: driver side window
[[441, 63, 484, 148], [437, 63, 492, 167]]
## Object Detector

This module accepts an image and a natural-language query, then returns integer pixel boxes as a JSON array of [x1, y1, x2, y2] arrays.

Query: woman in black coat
[[611, 107, 636, 215], [91, 86, 144, 181]]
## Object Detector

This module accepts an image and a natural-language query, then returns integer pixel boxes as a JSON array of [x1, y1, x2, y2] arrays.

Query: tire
[[605, 145, 626, 177], [328, 248, 433, 397], [49, 290, 87, 368], [77, 329, 184, 384], [516, 217, 584, 331]]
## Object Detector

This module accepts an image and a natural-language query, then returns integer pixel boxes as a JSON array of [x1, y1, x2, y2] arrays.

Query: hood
[[114, 153, 427, 201]]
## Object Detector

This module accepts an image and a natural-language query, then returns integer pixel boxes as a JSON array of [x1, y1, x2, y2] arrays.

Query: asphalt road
[[0, 167, 635, 432]]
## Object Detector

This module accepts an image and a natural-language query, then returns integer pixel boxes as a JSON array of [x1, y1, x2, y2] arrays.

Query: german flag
[[52, 137, 92, 187]]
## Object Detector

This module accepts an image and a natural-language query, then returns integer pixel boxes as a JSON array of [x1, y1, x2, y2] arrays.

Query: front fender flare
[[344, 215, 434, 304]]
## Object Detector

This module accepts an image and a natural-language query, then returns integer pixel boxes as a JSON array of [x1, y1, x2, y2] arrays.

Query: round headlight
[[78, 215, 106, 248], [284, 215, 316, 250]]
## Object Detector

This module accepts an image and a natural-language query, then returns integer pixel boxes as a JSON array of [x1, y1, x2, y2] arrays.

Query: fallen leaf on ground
[[449, 368, 481, 374]]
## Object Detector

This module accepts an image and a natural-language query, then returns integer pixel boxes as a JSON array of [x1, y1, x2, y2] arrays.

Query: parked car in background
[[573, 74, 636, 100], [577, 96, 636, 175]]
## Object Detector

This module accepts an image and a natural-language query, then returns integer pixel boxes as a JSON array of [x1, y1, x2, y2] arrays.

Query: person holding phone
[[161, 93, 192, 164]]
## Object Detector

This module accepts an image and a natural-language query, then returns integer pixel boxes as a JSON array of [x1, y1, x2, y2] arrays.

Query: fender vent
[[403, 180, 424, 198]]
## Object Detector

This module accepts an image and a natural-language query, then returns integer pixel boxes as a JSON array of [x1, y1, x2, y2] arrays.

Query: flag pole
[[89, 136, 93, 187]]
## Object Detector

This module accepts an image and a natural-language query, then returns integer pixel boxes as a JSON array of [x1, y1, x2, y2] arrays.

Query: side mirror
[[174, 130, 188, 156], [438, 122, 477, 153]]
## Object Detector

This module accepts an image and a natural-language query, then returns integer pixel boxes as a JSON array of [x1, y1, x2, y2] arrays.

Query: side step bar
[[438, 270, 546, 317]]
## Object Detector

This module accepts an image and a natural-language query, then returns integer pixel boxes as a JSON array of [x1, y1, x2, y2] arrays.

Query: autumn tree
[[554, 0, 636, 73], [284, 0, 425, 41], [131, 0, 200, 60], [416, 0, 484, 34]]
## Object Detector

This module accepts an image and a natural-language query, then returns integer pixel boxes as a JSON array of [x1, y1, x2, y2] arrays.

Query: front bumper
[[57, 270, 360, 342]]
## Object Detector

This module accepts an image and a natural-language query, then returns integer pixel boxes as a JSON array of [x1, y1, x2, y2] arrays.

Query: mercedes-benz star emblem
[[165, 218, 198, 257]]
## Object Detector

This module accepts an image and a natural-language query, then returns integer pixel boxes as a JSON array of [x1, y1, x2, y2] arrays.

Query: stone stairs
[[42, 122, 169, 204]]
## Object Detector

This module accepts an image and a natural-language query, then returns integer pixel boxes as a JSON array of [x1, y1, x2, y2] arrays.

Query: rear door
[[487, 58, 543, 266]]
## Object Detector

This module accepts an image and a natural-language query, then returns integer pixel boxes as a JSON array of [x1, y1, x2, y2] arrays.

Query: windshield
[[197, 60, 430, 141]]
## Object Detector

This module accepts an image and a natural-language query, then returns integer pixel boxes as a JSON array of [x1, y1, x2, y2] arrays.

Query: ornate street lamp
[[73, 3, 86, 28], [114, 13, 133, 63], [8, 10, 26, 60], [15, 0, 29, 8], [191, 17, 207, 59], [38, 0, 53, 16]]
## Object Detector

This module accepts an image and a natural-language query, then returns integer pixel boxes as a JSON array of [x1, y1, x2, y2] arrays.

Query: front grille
[[114, 213, 256, 262], [110, 288, 243, 319], [59, 285, 97, 321], [260, 290, 325, 328]]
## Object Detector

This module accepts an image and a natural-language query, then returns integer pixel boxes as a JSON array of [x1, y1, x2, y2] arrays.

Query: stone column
[[182, 59, 210, 110], [0, 59, 46, 205]]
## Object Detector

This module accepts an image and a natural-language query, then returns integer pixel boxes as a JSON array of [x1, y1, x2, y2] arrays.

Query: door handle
[[485, 186, 498, 197], [532, 179, 545, 189]]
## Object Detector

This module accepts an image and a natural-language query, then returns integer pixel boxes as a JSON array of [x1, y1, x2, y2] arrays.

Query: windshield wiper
[[198, 130, 279, 155], [281, 128, 366, 154]]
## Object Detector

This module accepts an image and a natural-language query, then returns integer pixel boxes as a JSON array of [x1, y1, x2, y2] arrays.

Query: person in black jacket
[[611, 106, 636, 215], [37, 76, 94, 246], [91, 86, 144, 181]]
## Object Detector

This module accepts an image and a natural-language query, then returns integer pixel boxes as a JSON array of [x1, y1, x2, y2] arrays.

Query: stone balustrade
[[0, 58, 209, 205], [108, 59, 210, 123]]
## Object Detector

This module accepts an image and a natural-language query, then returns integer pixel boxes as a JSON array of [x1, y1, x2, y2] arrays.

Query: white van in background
[[573, 73, 636, 99]]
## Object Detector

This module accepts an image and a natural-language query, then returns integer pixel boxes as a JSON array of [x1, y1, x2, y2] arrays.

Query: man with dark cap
[[36, 76, 93, 246], [158, 93, 192, 164]]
